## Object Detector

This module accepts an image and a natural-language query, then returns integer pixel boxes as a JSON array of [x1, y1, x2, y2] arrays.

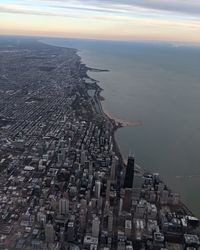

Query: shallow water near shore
[[42, 38, 200, 217]]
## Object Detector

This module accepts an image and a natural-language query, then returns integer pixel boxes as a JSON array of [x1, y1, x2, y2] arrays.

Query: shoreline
[[84, 66, 126, 170], [40, 39, 197, 218], [101, 101, 143, 128], [84, 60, 196, 217], [85, 66, 146, 175]]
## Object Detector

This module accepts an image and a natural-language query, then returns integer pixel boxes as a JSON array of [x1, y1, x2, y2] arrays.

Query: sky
[[0, 0, 200, 43]]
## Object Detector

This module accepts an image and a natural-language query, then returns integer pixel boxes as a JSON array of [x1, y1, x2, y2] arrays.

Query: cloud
[[0, 4, 64, 17], [44, 0, 200, 16], [50, 4, 122, 14], [1, 0, 200, 19], [0, 3, 137, 22], [1, 0, 200, 43]]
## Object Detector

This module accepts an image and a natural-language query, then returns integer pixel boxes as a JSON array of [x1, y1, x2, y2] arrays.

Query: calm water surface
[[43, 38, 200, 216]]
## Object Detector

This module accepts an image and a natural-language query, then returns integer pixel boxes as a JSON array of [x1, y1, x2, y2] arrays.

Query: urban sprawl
[[0, 38, 199, 250]]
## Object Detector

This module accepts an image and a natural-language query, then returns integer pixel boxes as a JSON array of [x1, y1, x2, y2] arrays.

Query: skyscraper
[[59, 198, 69, 215], [108, 211, 113, 233], [111, 155, 118, 181], [45, 223, 55, 243], [95, 180, 101, 199], [92, 216, 100, 238], [124, 155, 135, 188]]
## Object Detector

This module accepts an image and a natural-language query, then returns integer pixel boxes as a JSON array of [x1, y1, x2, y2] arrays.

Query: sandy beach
[[101, 101, 143, 128]]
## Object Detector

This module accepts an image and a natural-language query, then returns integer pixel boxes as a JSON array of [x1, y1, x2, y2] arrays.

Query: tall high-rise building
[[119, 198, 123, 215], [125, 220, 132, 238], [108, 211, 113, 233], [95, 180, 101, 199], [110, 155, 118, 181], [59, 198, 69, 215], [80, 209, 86, 230], [122, 189, 132, 212], [51, 196, 57, 211], [81, 150, 86, 165], [37, 212, 46, 225], [67, 222, 75, 242], [92, 217, 100, 238], [80, 199, 87, 213], [92, 216, 100, 238], [124, 156, 135, 188], [106, 180, 111, 201], [45, 223, 55, 243]]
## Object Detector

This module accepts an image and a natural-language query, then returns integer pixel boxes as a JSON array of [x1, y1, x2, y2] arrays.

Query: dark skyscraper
[[124, 156, 135, 188]]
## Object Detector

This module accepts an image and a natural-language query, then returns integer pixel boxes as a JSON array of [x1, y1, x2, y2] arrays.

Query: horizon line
[[0, 33, 200, 47]]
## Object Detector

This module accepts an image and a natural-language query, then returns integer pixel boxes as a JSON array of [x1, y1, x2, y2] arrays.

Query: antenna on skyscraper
[[128, 149, 135, 158]]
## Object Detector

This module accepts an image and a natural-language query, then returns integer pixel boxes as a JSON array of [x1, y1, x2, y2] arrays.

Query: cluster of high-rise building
[[0, 38, 199, 250]]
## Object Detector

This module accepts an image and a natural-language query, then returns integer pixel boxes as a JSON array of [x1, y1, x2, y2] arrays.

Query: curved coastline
[[85, 67, 125, 168], [84, 66, 148, 175], [40, 40, 123, 157], [84, 60, 196, 217], [40, 39, 196, 217]]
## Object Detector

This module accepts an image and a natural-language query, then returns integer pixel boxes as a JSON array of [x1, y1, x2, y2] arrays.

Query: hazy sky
[[0, 0, 200, 43]]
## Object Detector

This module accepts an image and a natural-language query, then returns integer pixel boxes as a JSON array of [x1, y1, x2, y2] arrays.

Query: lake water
[[42, 38, 200, 216]]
